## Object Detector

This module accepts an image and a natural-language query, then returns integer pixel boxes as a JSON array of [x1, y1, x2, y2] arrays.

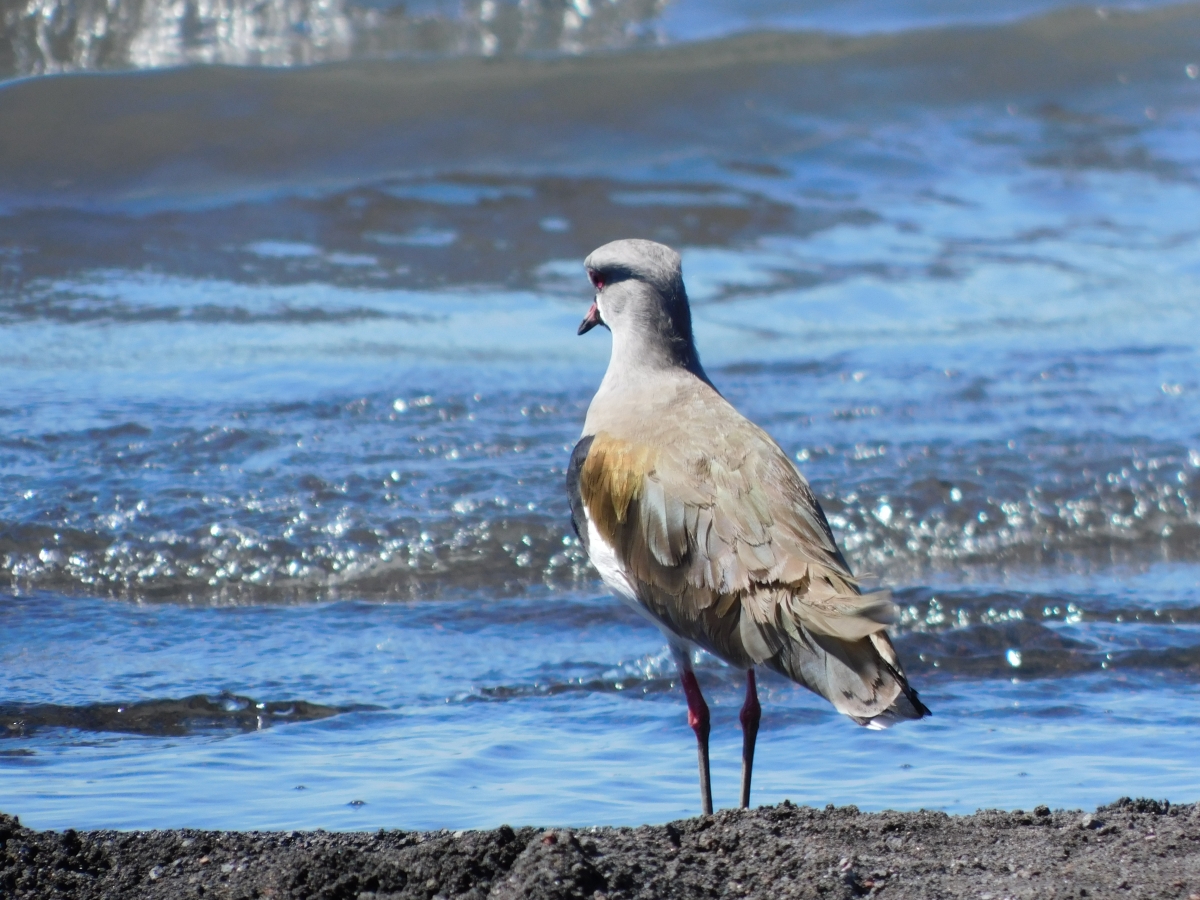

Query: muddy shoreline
[[3, 798, 1198, 899]]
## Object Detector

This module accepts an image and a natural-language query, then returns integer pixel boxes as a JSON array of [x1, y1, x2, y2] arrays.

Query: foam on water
[[6, 0, 1186, 81]]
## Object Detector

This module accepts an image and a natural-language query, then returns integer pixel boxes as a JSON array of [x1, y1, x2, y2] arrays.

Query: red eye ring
[[588, 270, 605, 290]]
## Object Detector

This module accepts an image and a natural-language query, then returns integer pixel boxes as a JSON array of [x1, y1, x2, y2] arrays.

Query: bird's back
[[570, 367, 929, 727]]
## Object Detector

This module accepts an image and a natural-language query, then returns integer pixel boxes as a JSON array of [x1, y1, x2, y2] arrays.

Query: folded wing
[[574, 427, 928, 725]]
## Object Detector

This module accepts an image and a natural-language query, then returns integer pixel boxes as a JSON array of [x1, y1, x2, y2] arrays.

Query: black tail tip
[[906, 684, 932, 719]]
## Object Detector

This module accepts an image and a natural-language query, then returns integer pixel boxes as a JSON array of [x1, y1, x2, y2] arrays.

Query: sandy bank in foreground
[[2, 798, 1198, 899]]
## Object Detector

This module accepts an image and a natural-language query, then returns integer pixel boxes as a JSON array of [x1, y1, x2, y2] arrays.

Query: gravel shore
[[3, 798, 1198, 899]]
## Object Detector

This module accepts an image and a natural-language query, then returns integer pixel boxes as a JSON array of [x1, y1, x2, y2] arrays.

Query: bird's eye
[[589, 270, 605, 290]]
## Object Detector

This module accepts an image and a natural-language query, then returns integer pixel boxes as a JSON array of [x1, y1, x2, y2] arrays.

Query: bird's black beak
[[578, 301, 603, 335]]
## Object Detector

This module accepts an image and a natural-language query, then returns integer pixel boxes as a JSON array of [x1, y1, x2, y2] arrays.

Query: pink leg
[[739, 668, 761, 809], [679, 668, 713, 815]]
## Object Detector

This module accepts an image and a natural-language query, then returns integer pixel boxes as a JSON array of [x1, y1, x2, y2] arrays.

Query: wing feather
[[640, 476, 674, 567], [576, 425, 922, 722]]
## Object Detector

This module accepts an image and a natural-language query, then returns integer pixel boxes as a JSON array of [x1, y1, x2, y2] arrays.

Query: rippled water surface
[[2, 0, 1199, 831]]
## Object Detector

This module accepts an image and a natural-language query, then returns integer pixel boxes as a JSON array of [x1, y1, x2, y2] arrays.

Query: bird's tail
[[766, 624, 930, 727]]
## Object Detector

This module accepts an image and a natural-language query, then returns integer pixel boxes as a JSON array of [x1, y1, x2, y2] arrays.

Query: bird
[[566, 238, 929, 815]]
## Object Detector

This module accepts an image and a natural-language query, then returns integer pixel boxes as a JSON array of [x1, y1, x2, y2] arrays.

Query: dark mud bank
[[3, 799, 1198, 899]]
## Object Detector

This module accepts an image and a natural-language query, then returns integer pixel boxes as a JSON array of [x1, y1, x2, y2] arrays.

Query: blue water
[[4, 575, 1200, 830], [2, 0, 1200, 831]]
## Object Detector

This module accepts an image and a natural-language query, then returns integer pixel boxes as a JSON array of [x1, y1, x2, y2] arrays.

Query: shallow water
[[1, 0, 1199, 831]]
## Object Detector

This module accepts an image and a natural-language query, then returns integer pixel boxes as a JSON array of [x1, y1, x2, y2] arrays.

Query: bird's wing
[[577, 428, 897, 656], [566, 435, 594, 553]]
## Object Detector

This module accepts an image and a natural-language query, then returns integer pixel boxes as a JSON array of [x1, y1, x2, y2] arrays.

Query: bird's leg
[[674, 647, 713, 815], [680, 670, 713, 815], [739, 668, 761, 809]]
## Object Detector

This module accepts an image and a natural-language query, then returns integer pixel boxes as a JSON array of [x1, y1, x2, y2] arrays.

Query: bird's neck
[[607, 318, 705, 381], [586, 332, 711, 436]]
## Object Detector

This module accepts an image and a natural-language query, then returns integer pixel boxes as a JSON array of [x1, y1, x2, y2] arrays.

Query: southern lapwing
[[567, 238, 929, 815]]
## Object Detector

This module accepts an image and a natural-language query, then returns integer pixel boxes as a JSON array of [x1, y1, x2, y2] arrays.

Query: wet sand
[[2, 798, 1197, 899]]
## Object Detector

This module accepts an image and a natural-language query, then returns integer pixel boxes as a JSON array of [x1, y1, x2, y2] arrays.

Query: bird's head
[[579, 239, 699, 371]]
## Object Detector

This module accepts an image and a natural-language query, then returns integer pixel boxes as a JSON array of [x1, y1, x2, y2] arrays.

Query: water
[[2, 0, 1199, 831]]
